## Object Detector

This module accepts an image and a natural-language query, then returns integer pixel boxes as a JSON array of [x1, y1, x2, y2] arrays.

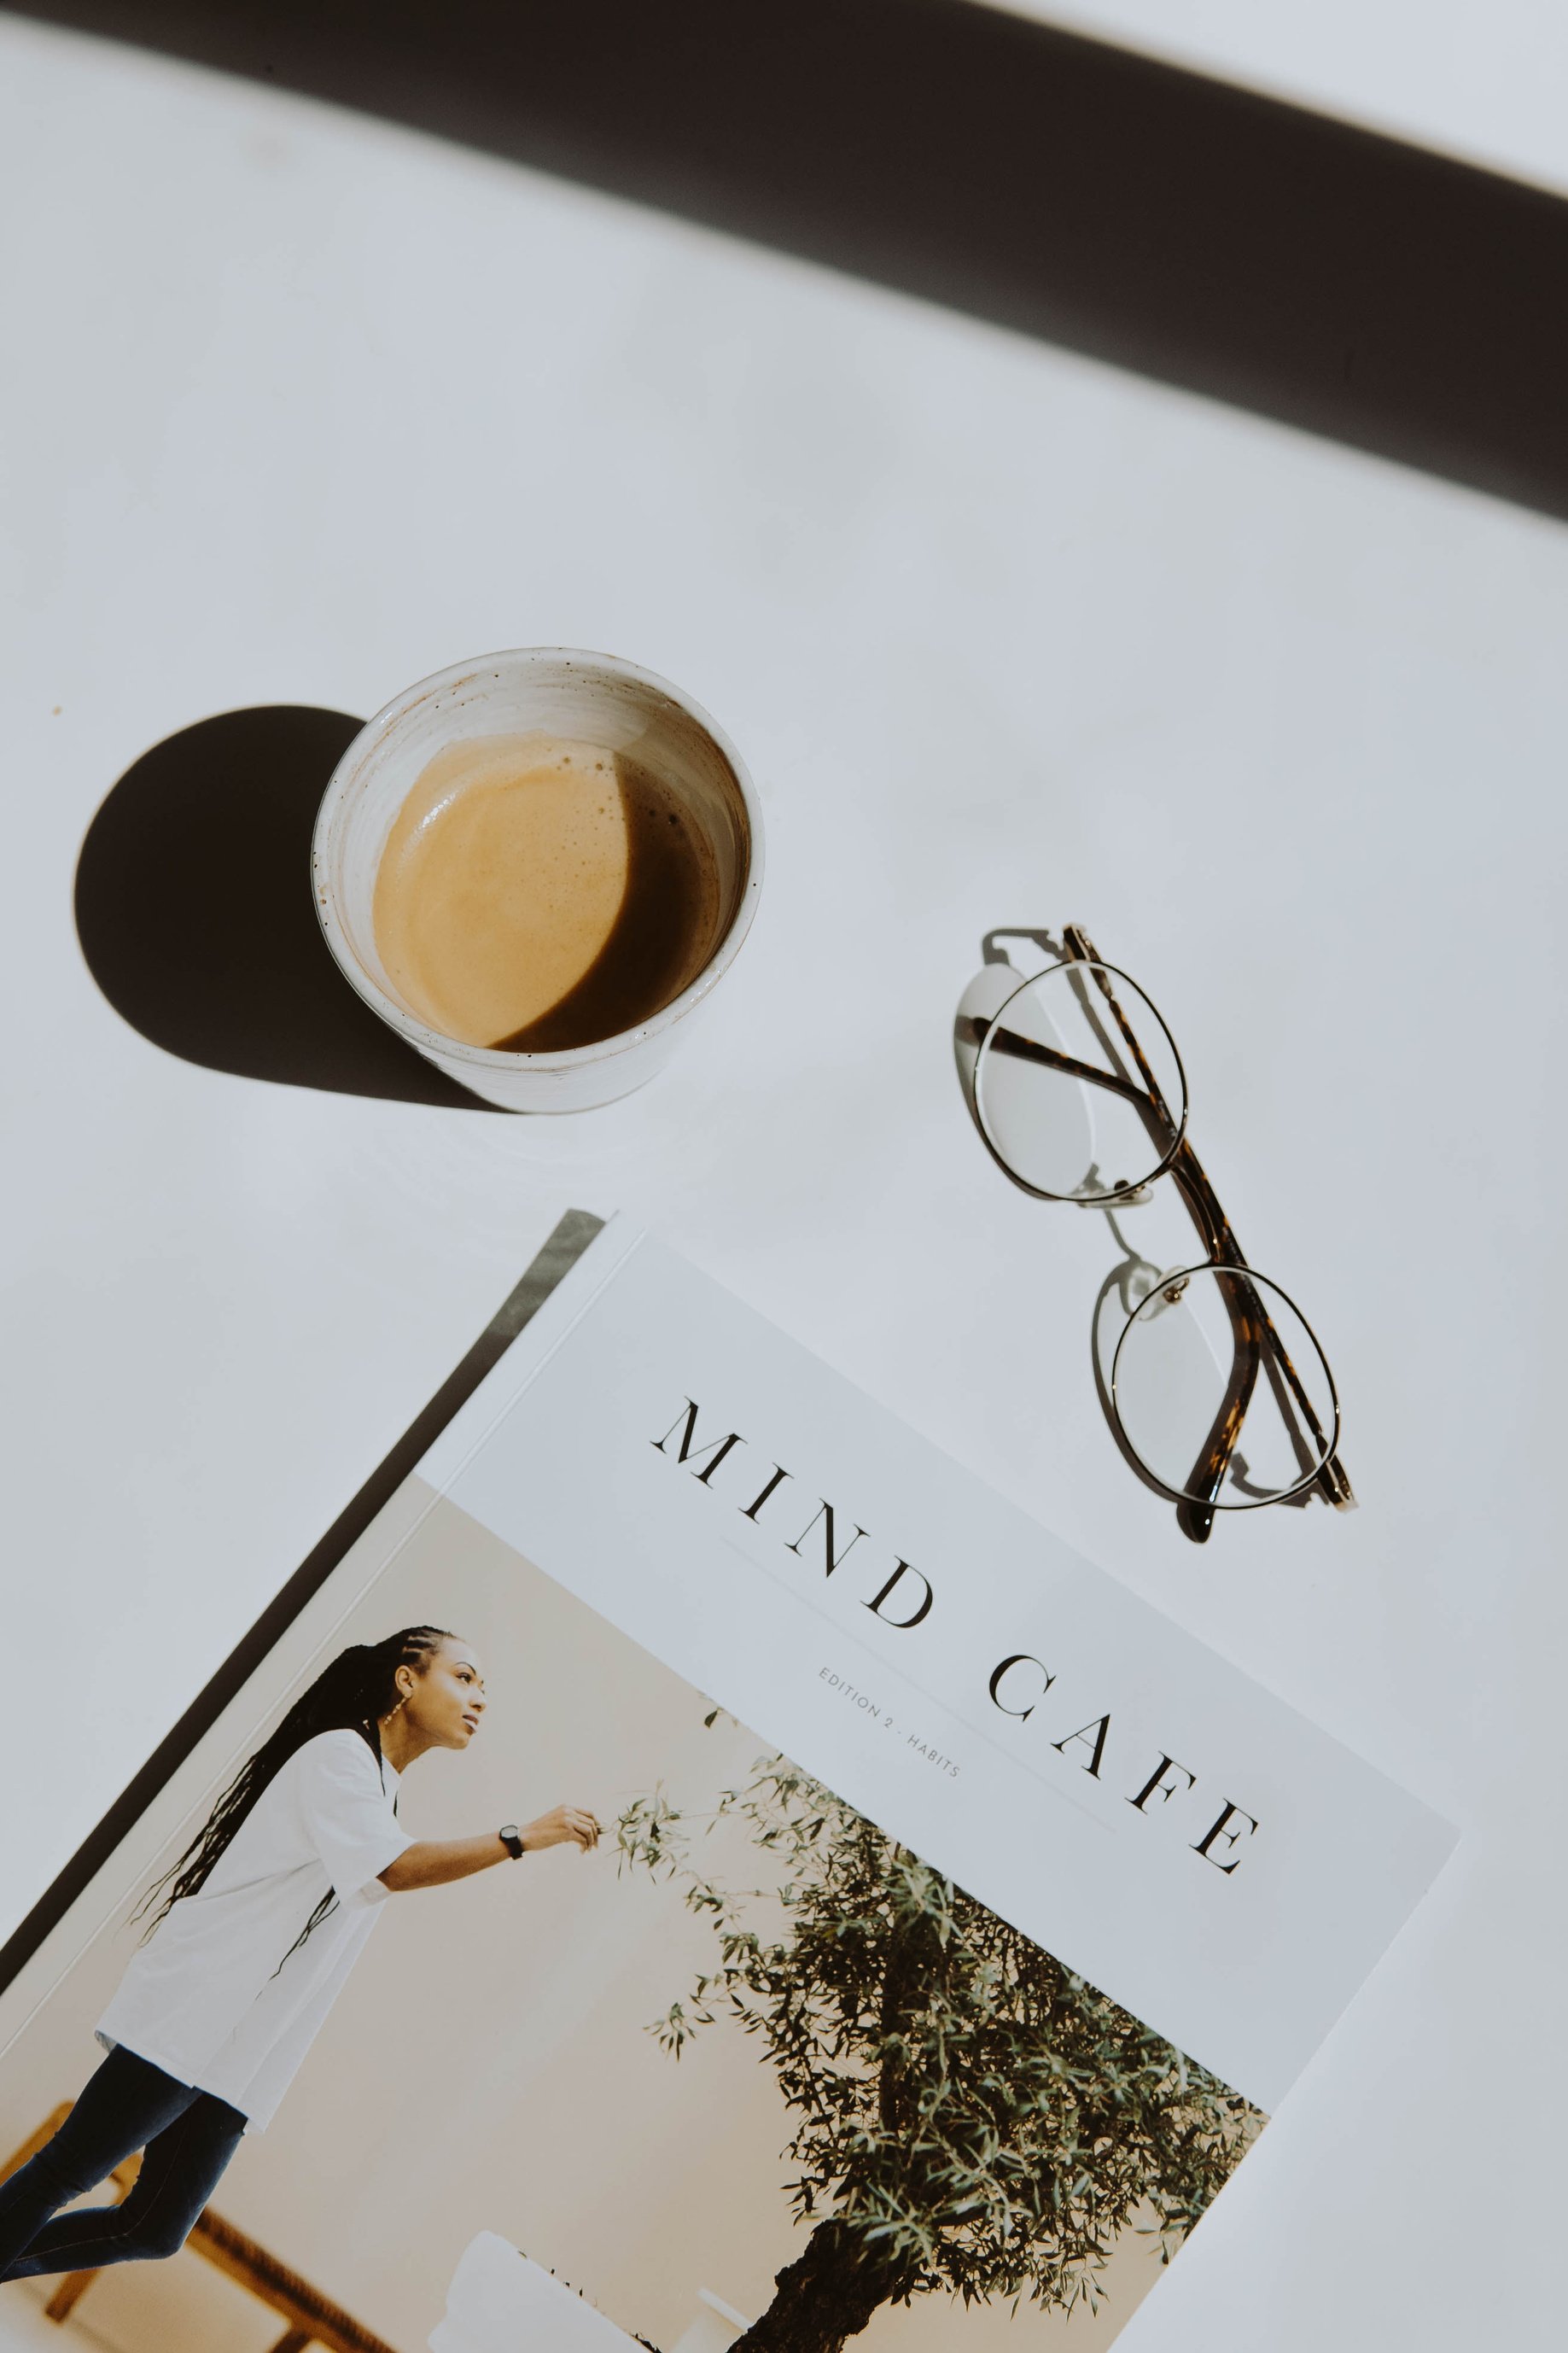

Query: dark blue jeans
[[0, 2046, 245, 2283]]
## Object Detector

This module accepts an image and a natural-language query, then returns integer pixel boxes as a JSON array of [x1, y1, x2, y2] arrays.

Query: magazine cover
[[0, 1217, 1454, 2353]]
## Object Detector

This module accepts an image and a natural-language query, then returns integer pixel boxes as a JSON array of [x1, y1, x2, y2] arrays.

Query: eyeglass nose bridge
[[1075, 1180, 1156, 1208]]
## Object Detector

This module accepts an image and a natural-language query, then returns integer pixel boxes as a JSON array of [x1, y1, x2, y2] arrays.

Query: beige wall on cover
[[0, 1494, 1165, 2353]]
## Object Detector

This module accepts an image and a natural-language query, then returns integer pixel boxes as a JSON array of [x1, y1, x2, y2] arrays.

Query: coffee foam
[[372, 731, 721, 1053]]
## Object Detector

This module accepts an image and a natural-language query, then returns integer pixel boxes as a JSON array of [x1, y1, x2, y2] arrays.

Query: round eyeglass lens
[[1110, 1263, 1338, 1509], [973, 961, 1187, 1203]]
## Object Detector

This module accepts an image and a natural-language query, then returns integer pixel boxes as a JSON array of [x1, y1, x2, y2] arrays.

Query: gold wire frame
[[1110, 1260, 1342, 1513], [973, 957, 1191, 1204], [963, 924, 1355, 1541]]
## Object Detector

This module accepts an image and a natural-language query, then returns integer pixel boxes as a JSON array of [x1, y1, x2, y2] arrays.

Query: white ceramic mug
[[312, 648, 763, 1112]]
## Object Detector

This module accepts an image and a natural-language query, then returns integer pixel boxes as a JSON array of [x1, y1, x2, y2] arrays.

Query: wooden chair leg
[[0, 2105, 74, 2187], [11, 2111, 142, 2327], [6, 2105, 383, 2353], [44, 2269, 100, 2322]]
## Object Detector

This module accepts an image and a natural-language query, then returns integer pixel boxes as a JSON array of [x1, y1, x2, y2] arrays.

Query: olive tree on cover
[[617, 1737, 1261, 2353]]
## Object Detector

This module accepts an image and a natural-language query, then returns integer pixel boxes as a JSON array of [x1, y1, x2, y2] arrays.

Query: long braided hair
[[134, 1626, 455, 1958]]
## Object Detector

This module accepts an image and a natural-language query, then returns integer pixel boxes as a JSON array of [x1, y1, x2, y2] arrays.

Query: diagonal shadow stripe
[[14, 0, 1568, 520]]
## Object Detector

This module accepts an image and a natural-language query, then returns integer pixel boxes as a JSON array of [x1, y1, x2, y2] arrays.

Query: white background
[[2, 11, 1565, 2350]]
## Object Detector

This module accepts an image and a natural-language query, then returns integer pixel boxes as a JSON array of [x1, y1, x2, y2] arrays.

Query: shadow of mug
[[73, 706, 487, 1106]]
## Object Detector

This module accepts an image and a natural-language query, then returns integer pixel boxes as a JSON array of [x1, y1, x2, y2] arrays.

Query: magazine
[[0, 1214, 1454, 2353]]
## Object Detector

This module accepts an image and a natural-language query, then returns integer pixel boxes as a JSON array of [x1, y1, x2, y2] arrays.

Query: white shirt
[[96, 1728, 414, 2132]]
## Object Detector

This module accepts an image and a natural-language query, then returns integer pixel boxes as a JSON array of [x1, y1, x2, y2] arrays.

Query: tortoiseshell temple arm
[[1063, 927, 1354, 1531]]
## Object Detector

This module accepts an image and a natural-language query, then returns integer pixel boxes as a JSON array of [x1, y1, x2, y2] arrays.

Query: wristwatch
[[498, 1824, 526, 1859]]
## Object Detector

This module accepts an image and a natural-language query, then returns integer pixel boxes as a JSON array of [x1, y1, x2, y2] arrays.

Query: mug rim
[[311, 645, 765, 1073]]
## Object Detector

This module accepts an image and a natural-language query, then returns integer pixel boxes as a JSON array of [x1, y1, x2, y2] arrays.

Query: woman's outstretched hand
[[380, 1807, 603, 1891], [522, 1805, 601, 1854]]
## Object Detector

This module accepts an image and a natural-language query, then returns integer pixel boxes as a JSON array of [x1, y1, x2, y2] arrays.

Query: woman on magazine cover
[[0, 1624, 599, 2285]]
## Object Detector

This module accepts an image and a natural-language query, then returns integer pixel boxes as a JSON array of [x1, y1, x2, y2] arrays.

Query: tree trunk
[[735, 2220, 913, 2353]]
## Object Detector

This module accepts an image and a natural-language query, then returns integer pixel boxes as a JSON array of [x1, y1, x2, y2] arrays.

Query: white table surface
[[3, 14, 1566, 2350], [991, 0, 1568, 195]]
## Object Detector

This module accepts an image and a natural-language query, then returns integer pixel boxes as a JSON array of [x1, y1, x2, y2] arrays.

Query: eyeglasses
[[957, 925, 1355, 1544]]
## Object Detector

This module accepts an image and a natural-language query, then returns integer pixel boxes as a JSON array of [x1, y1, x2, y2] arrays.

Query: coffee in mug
[[312, 651, 762, 1112], [370, 733, 723, 1054]]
